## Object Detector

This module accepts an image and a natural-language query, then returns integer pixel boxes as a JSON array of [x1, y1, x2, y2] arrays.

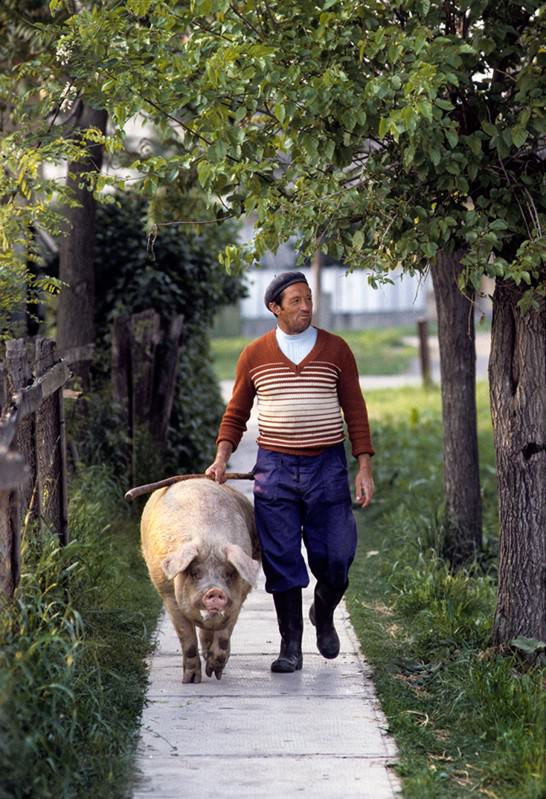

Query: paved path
[[133, 383, 402, 798]]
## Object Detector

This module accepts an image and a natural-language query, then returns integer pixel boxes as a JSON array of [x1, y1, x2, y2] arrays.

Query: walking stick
[[124, 472, 255, 503]]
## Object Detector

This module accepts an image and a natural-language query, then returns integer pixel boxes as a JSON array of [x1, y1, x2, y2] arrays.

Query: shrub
[[51, 193, 245, 475], [0, 464, 161, 798]]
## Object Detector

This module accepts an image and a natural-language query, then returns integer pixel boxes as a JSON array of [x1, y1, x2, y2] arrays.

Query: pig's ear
[[225, 543, 260, 587], [161, 543, 199, 581]]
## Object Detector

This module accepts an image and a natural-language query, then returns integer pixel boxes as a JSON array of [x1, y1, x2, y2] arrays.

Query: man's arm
[[335, 339, 375, 507], [337, 341, 375, 460], [205, 347, 255, 482]]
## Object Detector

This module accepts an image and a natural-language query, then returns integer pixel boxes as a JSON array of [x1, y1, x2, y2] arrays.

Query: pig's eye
[[187, 562, 203, 580], [224, 566, 238, 584]]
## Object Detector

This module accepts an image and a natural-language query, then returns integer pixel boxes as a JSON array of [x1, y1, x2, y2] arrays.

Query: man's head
[[264, 271, 313, 335]]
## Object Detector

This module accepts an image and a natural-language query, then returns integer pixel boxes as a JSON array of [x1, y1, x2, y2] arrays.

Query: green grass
[[0, 465, 162, 799], [347, 382, 546, 798], [210, 326, 417, 380]]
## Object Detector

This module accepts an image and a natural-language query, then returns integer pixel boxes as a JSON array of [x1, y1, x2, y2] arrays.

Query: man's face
[[269, 282, 313, 334]]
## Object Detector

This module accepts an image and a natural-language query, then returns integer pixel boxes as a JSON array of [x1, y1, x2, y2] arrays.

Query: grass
[[346, 382, 546, 798], [0, 464, 162, 799], [210, 325, 417, 380]]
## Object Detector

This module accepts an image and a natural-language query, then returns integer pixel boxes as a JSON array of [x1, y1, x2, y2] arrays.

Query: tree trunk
[[311, 251, 322, 327], [490, 279, 546, 646], [431, 249, 482, 565], [57, 102, 108, 389]]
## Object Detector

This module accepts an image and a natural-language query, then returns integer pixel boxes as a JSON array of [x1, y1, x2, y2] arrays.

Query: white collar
[[275, 325, 316, 343]]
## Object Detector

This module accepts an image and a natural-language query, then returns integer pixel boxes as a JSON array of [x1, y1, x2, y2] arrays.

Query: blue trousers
[[252, 444, 357, 594]]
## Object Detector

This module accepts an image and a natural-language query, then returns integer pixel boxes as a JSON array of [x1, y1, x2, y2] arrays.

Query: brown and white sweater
[[217, 328, 374, 458]]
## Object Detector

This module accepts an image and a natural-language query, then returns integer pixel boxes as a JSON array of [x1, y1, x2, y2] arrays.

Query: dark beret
[[264, 271, 309, 309]]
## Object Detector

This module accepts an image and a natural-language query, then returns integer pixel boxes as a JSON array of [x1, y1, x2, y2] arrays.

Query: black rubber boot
[[309, 582, 346, 659], [271, 588, 303, 673]]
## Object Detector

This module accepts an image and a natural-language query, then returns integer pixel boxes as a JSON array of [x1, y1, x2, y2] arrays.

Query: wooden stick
[[124, 472, 255, 502]]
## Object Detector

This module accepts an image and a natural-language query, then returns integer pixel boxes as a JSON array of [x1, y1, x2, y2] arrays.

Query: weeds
[[0, 464, 161, 799], [347, 382, 546, 799]]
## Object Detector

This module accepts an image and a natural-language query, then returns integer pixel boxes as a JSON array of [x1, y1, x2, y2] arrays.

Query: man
[[206, 271, 374, 674]]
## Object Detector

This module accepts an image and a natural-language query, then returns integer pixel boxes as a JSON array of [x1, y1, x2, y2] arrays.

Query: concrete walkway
[[133, 380, 403, 798]]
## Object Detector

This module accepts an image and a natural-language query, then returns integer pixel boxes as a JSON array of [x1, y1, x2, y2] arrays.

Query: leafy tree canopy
[[49, 0, 546, 310]]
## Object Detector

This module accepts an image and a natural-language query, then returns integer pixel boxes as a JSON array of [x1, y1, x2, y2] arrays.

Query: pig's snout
[[202, 587, 228, 612]]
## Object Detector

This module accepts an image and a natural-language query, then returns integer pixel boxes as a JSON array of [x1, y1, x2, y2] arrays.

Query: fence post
[[130, 310, 161, 427], [5, 340, 38, 540], [150, 315, 183, 444], [129, 310, 161, 484], [0, 364, 28, 597], [35, 338, 69, 544], [0, 450, 28, 597], [112, 314, 131, 424]]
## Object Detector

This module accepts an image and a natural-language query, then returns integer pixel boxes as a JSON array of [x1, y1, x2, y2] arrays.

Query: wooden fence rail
[[0, 337, 70, 597]]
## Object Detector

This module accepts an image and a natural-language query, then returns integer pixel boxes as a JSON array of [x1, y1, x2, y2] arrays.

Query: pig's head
[[161, 541, 260, 628]]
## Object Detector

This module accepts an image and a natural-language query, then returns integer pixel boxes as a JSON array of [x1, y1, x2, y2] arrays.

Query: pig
[[141, 478, 260, 683]]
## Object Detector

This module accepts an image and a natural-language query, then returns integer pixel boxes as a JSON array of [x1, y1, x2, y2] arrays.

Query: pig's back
[[141, 479, 257, 566]]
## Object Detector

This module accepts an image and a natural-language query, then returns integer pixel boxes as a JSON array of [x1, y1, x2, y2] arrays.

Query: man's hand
[[205, 459, 227, 483], [205, 441, 233, 484], [354, 453, 374, 508]]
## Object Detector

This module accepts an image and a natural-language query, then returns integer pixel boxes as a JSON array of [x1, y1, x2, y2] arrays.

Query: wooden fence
[[0, 338, 70, 597], [111, 309, 184, 483]]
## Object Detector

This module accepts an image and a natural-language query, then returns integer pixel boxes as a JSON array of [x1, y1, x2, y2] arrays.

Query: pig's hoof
[[206, 663, 224, 680], [205, 653, 226, 679], [182, 669, 202, 684]]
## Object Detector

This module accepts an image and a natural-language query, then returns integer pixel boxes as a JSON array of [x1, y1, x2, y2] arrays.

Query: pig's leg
[[199, 621, 237, 680], [162, 594, 201, 683]]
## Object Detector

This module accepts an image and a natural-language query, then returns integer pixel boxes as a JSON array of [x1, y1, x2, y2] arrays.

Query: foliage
[[0, 0, 94, 331], [52, 193, 245, 474], [91, 194, 244, 347], [346, 382, 545, 798], [53, 0, 546, 307], [5, 1, 544, 317], [0, 464, 161, 799]]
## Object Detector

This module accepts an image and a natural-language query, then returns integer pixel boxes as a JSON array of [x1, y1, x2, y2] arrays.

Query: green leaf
[[274, 102, 286, 125], [467, 134, 482, 156], [512, 126, 528, 148], [323, 140, 335, 161], [341, 110, 357, 131], [481, 121, 497, 137], [445, 129, 458, 148], [197, 161, 212, 186], [511, 637, 546, 656], [378, 117, 389, 139], [127, 0, 153, 15], [352, 230, 364, 250]]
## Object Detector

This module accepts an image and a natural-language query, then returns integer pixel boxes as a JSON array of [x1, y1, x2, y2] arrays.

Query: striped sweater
[[217, 328, 374, 458]]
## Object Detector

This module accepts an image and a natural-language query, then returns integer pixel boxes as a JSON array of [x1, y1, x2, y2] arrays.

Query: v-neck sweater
[[217, 328, 374, 458]]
